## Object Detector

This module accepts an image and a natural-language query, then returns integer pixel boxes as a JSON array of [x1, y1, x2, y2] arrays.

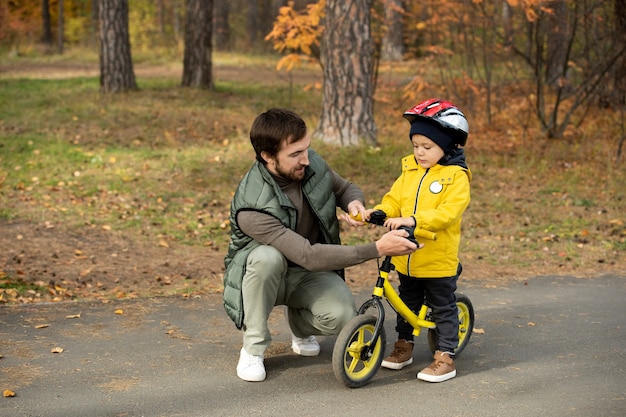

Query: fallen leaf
[[3, 389, 16, 397], [528, 321, 537, 327], [473, 328, 486, 334], [66, 314, 81, 319], [114, 309, 124, 315], [35, 324, 50, 329], [51, 347, 64, 353]]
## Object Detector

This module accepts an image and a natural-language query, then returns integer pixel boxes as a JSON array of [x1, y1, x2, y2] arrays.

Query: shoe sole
[[237, 370, 266, 382], [381, 357, 413, 370], [417, 369, 456, 382]]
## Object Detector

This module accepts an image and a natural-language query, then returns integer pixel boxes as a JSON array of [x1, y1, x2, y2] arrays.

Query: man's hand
[[375, 229, 421, 256], [341, 200, 368, 226]]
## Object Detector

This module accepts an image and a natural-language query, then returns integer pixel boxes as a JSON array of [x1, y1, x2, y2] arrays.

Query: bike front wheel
[[428, 293, 474, 356], [332, 314, 386, 388]]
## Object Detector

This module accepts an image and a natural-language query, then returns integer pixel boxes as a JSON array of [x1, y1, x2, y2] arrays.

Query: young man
[[223, 108, 418, 382]]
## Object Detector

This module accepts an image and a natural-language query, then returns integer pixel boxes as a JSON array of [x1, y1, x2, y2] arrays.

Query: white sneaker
[[236, 348, 266, 382], [291, 335, 320, 356]]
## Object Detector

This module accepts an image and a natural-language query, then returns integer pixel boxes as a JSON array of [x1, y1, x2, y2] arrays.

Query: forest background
[[0, 0, 625, 304]]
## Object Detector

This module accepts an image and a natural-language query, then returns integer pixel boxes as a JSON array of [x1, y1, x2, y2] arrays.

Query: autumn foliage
[[264, 0, 326, 71]]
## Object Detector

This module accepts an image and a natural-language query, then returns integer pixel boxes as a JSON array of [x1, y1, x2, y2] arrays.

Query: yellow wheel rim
[[343, 323, 382, 380]]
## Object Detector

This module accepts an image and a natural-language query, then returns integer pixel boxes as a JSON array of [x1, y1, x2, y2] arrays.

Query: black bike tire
[[332, 314, 386, 388]]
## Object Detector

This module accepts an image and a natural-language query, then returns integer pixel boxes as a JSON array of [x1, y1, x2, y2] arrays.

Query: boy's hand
[[384, 216, 416, 230]]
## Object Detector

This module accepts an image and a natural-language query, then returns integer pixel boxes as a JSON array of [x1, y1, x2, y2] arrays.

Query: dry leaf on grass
[[3, 389, 16, 397], [51, 347, 64, 353]]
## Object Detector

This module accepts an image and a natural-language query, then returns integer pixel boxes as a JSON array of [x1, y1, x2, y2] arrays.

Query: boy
[[363, 98, 472, 382]]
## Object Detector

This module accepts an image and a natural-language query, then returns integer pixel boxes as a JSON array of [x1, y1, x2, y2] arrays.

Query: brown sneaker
[[381, 339, 414, 370], [417, 350, 456, 382]]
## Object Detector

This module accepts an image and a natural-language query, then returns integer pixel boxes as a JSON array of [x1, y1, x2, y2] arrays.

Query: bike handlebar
[[349, 211, 437, 242]]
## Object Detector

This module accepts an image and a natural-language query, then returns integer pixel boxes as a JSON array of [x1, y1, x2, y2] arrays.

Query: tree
[[181, 0, 213, 89], [380, 0, 404, 61], [509, 1, 625, 138], [545, 0, 567, 87], [314, 0, 377, 146], [41, 0, 53, 47], [98, 0, 137, 93], [57, 0, 64, 54], [614, 0, 626, 105], [213, 0, 230, 50]]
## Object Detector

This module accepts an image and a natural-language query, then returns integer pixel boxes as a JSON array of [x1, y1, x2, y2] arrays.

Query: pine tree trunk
[[182, 0, 213, 89], [381, 0, 404, 61], [213, 0, 230, 51], [98, 0, 137, 93], [57, 0, 64, 54], [615, 0, 626, 105], [315, 0, 377, 146], [41, 0, 53, 46]]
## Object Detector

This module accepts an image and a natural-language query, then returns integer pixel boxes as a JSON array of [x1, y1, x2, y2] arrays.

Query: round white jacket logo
[[429, 180, 443, 194]]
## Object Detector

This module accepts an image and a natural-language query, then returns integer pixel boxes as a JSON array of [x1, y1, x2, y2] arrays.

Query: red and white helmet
[[403, 98, 469, 146]]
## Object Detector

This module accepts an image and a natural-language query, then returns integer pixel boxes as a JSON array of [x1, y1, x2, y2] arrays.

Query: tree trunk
[[98, 0, 137, 93], [57, 0, 64, 54], [182, 0, 213, 89], [545, 0, 568, 87], [41, 0, 53, 46], [315, 0, 377, 146], [502, 0, 512, 48], [246, 1, 258, 49], [213, 0, 230, 50], [615, 0, 626, 105], [381, 0, 404, 61]]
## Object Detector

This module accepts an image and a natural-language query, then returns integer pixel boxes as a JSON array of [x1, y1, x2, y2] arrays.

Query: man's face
[[263, 135, 311, 181]]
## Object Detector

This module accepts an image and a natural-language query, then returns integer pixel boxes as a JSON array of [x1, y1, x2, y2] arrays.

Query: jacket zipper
[[407, 168, 429, 274]]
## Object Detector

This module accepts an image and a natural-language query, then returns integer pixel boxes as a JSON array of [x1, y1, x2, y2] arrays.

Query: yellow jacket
[[374, 154, 471, 278]]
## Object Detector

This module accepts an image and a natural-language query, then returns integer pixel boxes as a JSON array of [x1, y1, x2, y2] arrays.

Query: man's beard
[[275, 163, 306, 181]]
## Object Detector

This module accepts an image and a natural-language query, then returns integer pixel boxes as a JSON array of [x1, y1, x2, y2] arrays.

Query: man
[[223, 108, 417, 382]]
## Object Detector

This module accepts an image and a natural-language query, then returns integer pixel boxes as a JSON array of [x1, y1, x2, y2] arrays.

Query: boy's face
[[411, 134, 445, 169], [262, 135, 311, 181]]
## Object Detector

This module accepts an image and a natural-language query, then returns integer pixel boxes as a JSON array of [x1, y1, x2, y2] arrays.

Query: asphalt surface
[[1, 274, 625, 417]]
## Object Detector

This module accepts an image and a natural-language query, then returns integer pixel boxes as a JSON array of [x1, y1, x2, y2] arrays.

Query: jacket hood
[[439, 148, 468, 169]]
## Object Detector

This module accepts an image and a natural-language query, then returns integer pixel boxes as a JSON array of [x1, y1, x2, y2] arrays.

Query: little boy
[[364, 98, 472, 382]]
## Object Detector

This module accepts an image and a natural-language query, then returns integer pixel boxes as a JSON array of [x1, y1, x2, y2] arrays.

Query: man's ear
[[261, 151, 273, 165]]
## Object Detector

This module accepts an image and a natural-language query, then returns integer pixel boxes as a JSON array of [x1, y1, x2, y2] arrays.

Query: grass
[[0, 51, 625, 287]]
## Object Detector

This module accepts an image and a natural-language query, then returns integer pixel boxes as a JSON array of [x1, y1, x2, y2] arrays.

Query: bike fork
[[356, 297, 386, 360]]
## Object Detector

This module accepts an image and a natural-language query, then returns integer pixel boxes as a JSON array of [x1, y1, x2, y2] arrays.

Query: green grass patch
[[1, 52, 624, 275]]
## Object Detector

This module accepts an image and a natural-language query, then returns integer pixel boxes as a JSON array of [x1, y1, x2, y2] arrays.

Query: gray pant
[[242, 245, 356, 356]]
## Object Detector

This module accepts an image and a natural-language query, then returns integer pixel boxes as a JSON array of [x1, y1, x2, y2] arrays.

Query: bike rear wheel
[[332, 314, 386, 388], [427, 293, 474, 356]]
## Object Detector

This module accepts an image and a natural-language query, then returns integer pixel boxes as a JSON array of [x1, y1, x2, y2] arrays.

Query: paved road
[[1, 274, 625, 417]]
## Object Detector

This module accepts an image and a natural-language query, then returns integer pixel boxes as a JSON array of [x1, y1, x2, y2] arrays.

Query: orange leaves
[[265, 0, 326, 71]]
